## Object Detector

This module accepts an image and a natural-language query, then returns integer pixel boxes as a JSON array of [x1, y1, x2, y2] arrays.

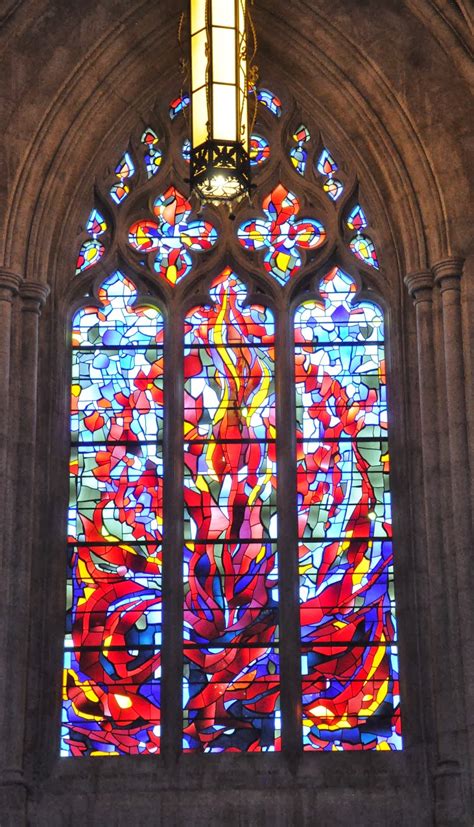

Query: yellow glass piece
[[276, 251, 291, 272], [167, 265, 178, 284], [353, 554, 370, 585], [191, 0, 206, 34], [256, 546, 266, 564], [212, 0, 235, 28], [195, 474, 210, 493], [181, 233, 194, 249], [212, 28, 236, 84], [102, 532, 119, 542], [213, 84, 237, 141], [249, 228, 264, 243], [298, 227, 317, 244]]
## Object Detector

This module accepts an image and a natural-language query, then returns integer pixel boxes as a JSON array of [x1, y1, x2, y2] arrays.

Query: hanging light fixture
[[189, 0, 251, 205]]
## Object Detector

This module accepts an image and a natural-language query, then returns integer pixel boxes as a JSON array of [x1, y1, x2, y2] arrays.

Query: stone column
[[404, 271, 467, 825], [433, 258, 474, 798], [0, 270, 21, 558], [0, 282, 49, 823], [0, 270, 22, 820]]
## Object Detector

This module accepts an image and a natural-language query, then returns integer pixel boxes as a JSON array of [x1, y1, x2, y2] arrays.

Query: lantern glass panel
[[213, 84, 237, 141], [191, 0, 206, 34], [212, 28, 236, 84], [192, 86, 208, 145], [191, 29, 207, 93], [239, 70, 248, 148], [212, 0, 235, 27]]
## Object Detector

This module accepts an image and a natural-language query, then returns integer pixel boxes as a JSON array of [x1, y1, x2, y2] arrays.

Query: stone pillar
[[0, 270, 21, 558], [0, 270, 22, 820], [433, 258, 474, 798], [404, 271, 467, 825], [0, 282, 49, 823]]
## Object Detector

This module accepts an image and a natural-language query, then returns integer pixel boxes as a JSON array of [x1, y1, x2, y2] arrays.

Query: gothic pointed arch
[[62, 83, 401, 757]]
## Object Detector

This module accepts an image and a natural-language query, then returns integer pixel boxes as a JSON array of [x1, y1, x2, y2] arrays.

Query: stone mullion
[[275, 298, 301, 758], [433, 258, 474, 799], [405, 271, 467, 823], [161, 300, 184, 761], [0, 282, 49, 820]]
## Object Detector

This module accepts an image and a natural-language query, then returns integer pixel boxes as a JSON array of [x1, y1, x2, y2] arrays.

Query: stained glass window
[[128, 187, 217, 286], [317, 148, 344, 202], [295, 268, 401, 750], [62, 272, 164, 756], [256, 88, 282, 117], [183, 269, 280, 752], [75, 209, 107, 275], [346, 204, 379, 269], [66, 84, 401, 757], [110, 153, 135, 204], [238, 184, 326, 285], [250, 134, 270, 166], [290, 124, 310, 176], [141, 128, 162, 178]]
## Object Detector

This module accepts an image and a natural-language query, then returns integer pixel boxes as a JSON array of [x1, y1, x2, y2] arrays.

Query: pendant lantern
[[189, 0, 250, 204]]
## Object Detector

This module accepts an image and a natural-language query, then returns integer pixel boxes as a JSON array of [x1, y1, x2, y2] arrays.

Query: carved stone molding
[[432, 257, 465, 292], [0, 269, 22, 301], [19, 281, 50, 314], [404, 270, 434, 303]]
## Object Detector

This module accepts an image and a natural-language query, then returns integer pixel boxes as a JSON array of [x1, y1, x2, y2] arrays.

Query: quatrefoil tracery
[[237, 184, 326, 286], [128, 187, 218, 286], [75, 89, 381, 283]]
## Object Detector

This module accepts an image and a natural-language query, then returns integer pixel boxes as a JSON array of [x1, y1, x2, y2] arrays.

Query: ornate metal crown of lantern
[[189, 0, 255, 206]]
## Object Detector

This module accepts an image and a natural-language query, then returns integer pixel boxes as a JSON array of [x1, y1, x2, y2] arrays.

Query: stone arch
[[2, 0, 471, 286]]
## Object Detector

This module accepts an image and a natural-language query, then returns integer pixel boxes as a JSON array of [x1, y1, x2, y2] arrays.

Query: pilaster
[[404, 270, 467, 824], [0, 270, 22, 554], [0, 281, 49, 823], [432, 258, 474, 806]]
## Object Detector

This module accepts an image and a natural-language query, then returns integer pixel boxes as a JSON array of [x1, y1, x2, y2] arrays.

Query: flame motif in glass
[[183, 268, 280, 752], [294, 267, 401, 750], [62, 272, 164, 756]]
